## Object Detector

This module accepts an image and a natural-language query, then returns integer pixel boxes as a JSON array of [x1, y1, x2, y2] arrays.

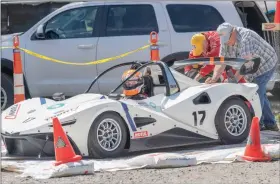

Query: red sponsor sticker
[[264, 24, 276, 29], [5, 104, 21, 119], [134, 131, 149, 138]]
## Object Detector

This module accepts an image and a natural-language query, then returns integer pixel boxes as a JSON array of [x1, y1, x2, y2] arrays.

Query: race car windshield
[[84, 61, 180, 97], [84, 61, 152, 94]]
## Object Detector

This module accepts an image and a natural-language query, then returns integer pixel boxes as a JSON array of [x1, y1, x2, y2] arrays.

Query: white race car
[[1, 58, 262, 158]]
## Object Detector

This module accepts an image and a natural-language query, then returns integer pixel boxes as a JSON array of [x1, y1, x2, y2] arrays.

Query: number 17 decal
[[192, 111, 206, 126]]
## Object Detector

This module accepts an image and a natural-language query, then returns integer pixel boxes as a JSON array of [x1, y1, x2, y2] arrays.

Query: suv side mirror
[[35, 24, 45, 39]]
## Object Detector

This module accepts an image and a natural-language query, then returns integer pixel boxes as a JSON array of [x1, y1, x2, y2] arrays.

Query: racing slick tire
[[215, 97, 252, 144], [1, 73, 13, 111], [88, 112, 128, 158]]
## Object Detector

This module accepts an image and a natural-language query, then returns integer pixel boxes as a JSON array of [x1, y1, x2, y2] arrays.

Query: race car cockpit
[[84, 61, 181, 101]]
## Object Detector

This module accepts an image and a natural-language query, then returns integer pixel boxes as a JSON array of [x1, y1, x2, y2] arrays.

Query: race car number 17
[[192, 111, 206, 126]]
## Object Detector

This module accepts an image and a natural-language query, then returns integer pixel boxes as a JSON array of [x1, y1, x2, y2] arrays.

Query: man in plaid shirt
[[207, 22, 278, 131]]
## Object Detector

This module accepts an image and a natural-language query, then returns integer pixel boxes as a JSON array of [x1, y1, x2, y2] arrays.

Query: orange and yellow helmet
[[190, 33, 206, 56], [122, 69, 144, 96]]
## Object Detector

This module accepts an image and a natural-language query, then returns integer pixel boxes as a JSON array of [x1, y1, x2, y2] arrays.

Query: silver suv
[[1, 1, 278, 110]]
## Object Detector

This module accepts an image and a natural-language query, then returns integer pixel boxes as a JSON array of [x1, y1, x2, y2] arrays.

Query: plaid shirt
[[219, 27, 278, 81]]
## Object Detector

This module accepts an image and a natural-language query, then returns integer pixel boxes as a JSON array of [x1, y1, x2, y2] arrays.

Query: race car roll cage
[[84, 57, 260, 98], [84, 61, 180, 97]]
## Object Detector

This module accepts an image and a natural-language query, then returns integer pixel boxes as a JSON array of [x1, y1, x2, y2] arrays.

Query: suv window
[[166, 4, 224, 32], [105, 4, 158, 36], [1, 3, 55, 34], [43, 6, 99, 39]]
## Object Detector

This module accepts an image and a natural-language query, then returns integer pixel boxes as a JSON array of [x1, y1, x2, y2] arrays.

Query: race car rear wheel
[[215, 97, 252, 144], [88, 112, 128, 158]]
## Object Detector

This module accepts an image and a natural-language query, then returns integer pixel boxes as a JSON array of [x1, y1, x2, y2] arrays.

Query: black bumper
[[1, 133, 80, 157]]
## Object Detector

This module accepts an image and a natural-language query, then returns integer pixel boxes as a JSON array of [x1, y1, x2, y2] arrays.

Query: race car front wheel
[[88, 112, 128, 158], [215, 97, 252, 144]]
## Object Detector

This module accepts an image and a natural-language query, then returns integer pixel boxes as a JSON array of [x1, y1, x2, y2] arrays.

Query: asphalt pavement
[[2, 161, 280, 184]]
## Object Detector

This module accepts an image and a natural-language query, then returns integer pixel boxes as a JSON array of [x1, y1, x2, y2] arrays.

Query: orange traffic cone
[[150, 31, 160, 62], [274, 0, 280, 23], [241, 117, 271, 162], [52, 117, 82, 166], [13, 35, 25, 104]]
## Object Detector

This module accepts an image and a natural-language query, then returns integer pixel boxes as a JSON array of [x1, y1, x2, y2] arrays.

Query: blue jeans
[[253, 67, 276, 126]]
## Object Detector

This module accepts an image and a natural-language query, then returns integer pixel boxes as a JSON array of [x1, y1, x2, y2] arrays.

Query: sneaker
[[265, 124, 280, 131]]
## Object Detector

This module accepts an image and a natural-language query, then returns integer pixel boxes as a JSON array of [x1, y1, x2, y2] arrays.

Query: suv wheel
[[1, 73, 13, 110]]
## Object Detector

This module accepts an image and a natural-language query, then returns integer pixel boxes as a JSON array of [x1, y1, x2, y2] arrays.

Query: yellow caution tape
[[0, 44, 150, 66]]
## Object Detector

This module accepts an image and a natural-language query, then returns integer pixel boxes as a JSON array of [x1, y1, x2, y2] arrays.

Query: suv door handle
[[77, 44, 94, 49]]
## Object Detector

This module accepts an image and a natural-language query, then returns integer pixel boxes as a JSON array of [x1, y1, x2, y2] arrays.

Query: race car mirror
[[173, 57, 261, 76], [52, 92, 66, 101]]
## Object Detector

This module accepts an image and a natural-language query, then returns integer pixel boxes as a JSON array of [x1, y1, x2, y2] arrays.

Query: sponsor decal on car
[[5, 104, 21, 119], [27, 109, 36, 114], [134, 131, 149, 138], [45, 108, 77, 121], [137, 102, 149, 108], [47, 103, 65, 110], [22, 117, 36, 124], [138, 101, 161, 112], [148, 102, 161, 112]]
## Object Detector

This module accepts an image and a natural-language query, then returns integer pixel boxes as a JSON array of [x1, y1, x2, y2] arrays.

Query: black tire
[[1, 73, 13, 110], [215, 97, 252, 144], [88, 112, 128, 158]]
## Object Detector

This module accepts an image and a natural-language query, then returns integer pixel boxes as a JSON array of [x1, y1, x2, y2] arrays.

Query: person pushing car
[[185, 31, 246, 83], [207, 22, 279, 131]]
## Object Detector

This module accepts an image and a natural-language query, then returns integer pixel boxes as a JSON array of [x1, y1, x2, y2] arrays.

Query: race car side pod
[[52, 117, 82, 166], [150, 31, 160, 62], [241, 117, 271, 162], [13, 35, 26, 104]]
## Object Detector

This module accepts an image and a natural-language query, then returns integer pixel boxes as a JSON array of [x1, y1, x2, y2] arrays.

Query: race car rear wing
[[173, 57, 261, 75]]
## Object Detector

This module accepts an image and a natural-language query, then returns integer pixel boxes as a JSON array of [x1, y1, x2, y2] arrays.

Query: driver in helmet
[[122, 67, 154, 100]]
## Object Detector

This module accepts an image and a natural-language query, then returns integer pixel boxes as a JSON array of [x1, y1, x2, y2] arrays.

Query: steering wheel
[[45, 28, 66, 39]]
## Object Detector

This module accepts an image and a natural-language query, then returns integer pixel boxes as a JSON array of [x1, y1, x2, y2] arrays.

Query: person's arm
[[235, 38, 254, 81], [196, 33, 220, 81], [205, 33, 220, 57], [184, 51, 195, 74], [207, 44, 227, 83]]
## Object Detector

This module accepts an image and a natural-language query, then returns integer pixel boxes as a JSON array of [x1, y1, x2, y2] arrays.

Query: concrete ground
[[2, 161, 280, 184]]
